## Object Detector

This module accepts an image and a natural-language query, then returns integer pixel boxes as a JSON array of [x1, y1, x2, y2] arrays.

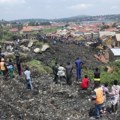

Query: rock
[[33, 44, 50, 53], [3, 52, 14, 58], [34, 48, 40, 53], [28, 41, 34, 48], [41, 44, 50, 52], [20, 45, 30, 52]]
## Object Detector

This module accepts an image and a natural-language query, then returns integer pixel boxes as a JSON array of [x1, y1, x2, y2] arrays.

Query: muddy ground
[[0, 40, 120, 120]]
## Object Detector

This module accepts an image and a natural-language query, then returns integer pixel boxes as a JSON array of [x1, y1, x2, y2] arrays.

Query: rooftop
[[111, 48, 120, 56]]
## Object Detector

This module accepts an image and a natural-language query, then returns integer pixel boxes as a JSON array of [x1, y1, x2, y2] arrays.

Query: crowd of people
[[0, 43, 33, 90], [52, 58, 120, 119], [0, 41, 120, 119]]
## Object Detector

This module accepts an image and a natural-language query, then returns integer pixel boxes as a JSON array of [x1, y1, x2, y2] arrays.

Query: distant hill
[[7, 14, 120, 23], [10, 19, 49, 23], [53, 14, 120, 23]]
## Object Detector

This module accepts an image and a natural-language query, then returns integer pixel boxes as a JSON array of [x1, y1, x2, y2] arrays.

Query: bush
[[27, 60, 52, 75]]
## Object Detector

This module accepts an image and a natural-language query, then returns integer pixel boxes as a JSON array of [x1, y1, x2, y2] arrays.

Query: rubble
[[1, 74, 120, 120], [1, 39, 119, 120]]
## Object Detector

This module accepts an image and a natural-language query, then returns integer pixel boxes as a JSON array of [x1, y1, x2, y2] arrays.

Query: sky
[[0, 0, 120, 20]]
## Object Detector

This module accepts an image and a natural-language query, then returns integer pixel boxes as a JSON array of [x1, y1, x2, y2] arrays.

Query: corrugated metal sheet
[[116, 34, 120, 41], [111, 48, 120, 56]]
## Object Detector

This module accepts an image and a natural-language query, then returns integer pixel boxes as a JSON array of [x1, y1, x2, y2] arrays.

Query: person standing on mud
[[75, 57, 83, 81], [24, 67, 33, 89], [109, 80, 120, 114], [80, 75, 89, 90], [52, 62, 58, 84], [65, 62, 73, 85], [14, 47, 20, 63], [0, 58, 8, 80], [57, 64, 66, 82], [16, 59, 22, 76], [94, 67, 100, 82], [91, 82, 104, 119], [7, 59, 14, 79]]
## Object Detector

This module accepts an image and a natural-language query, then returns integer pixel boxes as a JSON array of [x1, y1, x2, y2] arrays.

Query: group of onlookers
[[1, 44, 120, 119], [0, 46, 32, 90], [80, 67, 120, 119], [52, 58, 120, 119], [52, 57, 83, 85]]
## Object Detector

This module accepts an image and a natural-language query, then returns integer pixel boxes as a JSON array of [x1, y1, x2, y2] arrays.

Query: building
[[99, 31, 116, 38], [115, 34, 120, 47], [109, 48, 120, 61]]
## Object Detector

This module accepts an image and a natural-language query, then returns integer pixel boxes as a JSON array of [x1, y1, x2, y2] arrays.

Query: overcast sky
[[0, 0, 120, 20]]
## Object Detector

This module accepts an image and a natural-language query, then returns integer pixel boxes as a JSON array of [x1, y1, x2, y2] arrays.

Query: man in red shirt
[[80, 75, 89, 90]]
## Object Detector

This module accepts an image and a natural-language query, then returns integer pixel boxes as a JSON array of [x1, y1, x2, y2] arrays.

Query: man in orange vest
[[91, 82, 104, 119]]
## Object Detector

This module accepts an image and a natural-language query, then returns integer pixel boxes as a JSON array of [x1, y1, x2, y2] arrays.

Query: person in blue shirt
[[75, 57, 83, 81]]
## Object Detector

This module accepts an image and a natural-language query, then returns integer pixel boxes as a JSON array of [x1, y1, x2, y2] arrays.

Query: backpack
[[89, 107, 96, 117]]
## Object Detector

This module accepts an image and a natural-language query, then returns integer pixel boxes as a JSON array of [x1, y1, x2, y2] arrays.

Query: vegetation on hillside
[[82, 61, 120, 84], [27, 60, 52, 75]]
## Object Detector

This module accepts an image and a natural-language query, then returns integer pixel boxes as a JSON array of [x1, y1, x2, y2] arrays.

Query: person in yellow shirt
[[91, 82, 104, 119], [0, 58, 7, 80]]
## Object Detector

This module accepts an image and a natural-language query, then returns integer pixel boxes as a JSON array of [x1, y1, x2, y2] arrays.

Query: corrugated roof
[[111, 48, 120, 56], [116, 34, 120, 42]]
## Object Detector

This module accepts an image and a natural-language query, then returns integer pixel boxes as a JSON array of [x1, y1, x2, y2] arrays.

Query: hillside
[[0, 39, 120, 120], [8, 14, 120, 23]]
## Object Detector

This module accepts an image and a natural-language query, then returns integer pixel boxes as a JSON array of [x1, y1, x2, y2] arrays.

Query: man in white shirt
[[110, 80, 120, 114], [57, 64, 66, 82], [24, 67, 33, 90]]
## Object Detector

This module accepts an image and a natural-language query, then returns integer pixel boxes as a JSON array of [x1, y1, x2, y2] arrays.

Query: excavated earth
[[0, 40, 120, 120]]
